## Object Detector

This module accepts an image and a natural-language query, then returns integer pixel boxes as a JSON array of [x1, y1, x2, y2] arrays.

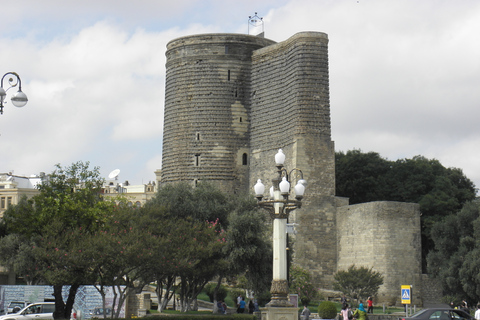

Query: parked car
[[0, 302, 55, 320], [400, 308, 473, 320], [89, 307, 111, 319]]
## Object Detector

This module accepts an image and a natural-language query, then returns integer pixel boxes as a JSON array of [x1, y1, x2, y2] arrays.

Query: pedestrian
[[217, 300, 224, 314], [237, 297, 246, 313], [301, 305, 311, 320], [353, 303, 367, 320], [222, 301, 228, 314], [367, 297, 373, 313], [340, 304, 350, 320], [248, 300, 255, 314], [474, 304, 480, 320], [341, 295, 347, 308], [461, 301, 469, 314], [237, 294, 242, 307]]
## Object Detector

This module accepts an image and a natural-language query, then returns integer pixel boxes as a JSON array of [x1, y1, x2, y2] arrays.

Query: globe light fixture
[[0, 72, 28, 115], [253, 148, 306, 308]]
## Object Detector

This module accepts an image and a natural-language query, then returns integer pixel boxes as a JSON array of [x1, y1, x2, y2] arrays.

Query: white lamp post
[[0, 72, 28, 115], [254, 148, 306, 308]]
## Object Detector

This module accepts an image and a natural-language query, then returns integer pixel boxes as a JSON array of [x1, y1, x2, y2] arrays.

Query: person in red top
[[367, 297, 373, 313]]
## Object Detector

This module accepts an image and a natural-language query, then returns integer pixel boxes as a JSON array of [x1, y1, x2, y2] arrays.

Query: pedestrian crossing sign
[[401, 285, 411, 304]]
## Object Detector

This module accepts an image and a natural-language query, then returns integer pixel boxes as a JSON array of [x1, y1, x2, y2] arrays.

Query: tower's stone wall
[[161, 31, 424, 303], [249, 32, 337, 288], [336, 201, 423, 305], [162, 34, 275, 193]]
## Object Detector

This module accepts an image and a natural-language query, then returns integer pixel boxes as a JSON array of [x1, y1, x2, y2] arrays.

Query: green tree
[[223, 195, 272, 294], [335, 150, 477, 271], [333, 265, 383, 304], [289, 265, 318, 306], [0, 161, 112, 319], [142, 182, 230, 312], [427, 200, 480, 302]]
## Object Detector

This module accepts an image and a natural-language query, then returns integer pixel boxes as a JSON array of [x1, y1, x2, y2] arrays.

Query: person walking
[[301, 305, 311, 320], [474, 304, 480, 320], [367, 297, 373, 313], [353, 303, 368, 320], [340, 304, 351, 320], [237, 297, 246, 313]]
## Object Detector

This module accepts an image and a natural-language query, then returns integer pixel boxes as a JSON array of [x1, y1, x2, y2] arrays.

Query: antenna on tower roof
[[248, 12, 264, 37]]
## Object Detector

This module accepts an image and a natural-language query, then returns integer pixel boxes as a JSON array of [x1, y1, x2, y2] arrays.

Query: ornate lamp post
[[0, 72, 28, 115], [254, 149, 306, 308]]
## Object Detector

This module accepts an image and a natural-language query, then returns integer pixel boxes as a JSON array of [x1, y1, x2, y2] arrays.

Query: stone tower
[[162, 31, 337, 286], [248, 32, 337, 287], [162, 34, 275, 193], [161, 31, 423, 304]]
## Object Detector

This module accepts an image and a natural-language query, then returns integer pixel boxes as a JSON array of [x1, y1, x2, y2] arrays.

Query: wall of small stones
[[249, 32, 337, 287], [336, 201, 423, 305], [160, 31, 425, 303], [162, 34, 275, 194]]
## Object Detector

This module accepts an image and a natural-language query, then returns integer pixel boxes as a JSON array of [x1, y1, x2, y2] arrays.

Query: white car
[[0, 302, 55, 320]]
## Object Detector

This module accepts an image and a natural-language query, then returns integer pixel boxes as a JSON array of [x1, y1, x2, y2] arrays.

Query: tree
[[289, 265, 318, 306], [0, 161, 112, 319], [222, 194, 272, 294], [333, 265, 383, 304], [335, 150, 477, 271], [427, 200, 480, 302], [141, 182, 230, 312]]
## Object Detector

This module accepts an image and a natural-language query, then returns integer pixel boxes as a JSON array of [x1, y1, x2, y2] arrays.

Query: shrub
[[318, 301, 337, 319], [204, 283, 228, 302]]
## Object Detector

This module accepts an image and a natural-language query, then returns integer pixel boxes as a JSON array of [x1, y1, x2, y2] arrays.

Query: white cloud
[[1, 0, 479, 192]]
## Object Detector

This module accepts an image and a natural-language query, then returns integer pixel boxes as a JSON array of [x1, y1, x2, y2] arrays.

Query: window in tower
[[242, 153, 248, 165], [225, 45, 229, 54], [228, 70, 231, 81], [239, 117, 243, 122], [196, 132, 201, 140], [195, 154, 201, 167]]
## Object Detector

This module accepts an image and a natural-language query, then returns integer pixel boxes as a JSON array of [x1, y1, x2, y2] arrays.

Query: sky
[[1, 0, 479, 192]]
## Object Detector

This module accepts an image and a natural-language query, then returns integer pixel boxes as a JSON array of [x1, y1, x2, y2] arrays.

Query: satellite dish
[[108, 169, 121, 180]]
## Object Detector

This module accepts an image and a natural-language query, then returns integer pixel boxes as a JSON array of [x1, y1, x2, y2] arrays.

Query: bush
[[204, 283, 228, 302], [318, 301, 337, 319]]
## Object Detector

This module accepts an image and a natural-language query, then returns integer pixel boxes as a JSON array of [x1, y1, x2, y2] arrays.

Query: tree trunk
[[53, 285, 65, 320], [64, 284, 80, 319]]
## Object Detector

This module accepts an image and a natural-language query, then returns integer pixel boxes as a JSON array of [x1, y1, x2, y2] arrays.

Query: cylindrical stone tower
[[162, 34, 275, 193]]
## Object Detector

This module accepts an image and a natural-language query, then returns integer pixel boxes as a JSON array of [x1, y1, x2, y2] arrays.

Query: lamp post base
[[266, 279, 294, 307], [261, 306, 299, 320]]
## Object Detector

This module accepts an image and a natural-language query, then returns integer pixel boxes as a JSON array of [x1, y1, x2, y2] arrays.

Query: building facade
[[160, 31, 424, 305]]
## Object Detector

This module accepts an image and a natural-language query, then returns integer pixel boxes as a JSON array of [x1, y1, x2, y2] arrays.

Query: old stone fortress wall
[[161, 31, 424, 305]]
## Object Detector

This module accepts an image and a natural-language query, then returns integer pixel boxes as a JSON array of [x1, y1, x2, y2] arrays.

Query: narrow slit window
[[242, 153, 248, 165], [225, 45, 229, 54], [228, 70, 231, 81], [195, 154, 201, 167]]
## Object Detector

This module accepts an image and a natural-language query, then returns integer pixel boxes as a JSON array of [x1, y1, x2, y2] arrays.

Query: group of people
[[339, 295, 374, 320], [216, 294, 258, 314], [301, 295, 375, 320], [236, 294, 257, 314]]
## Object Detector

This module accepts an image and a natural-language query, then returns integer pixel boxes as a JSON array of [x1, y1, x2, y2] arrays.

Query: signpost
[[401, 285, 412, 317]]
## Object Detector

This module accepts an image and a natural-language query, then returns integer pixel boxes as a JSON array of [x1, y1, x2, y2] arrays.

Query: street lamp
[[0, 72, 28, 115], [254, 148, 307, 307]]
